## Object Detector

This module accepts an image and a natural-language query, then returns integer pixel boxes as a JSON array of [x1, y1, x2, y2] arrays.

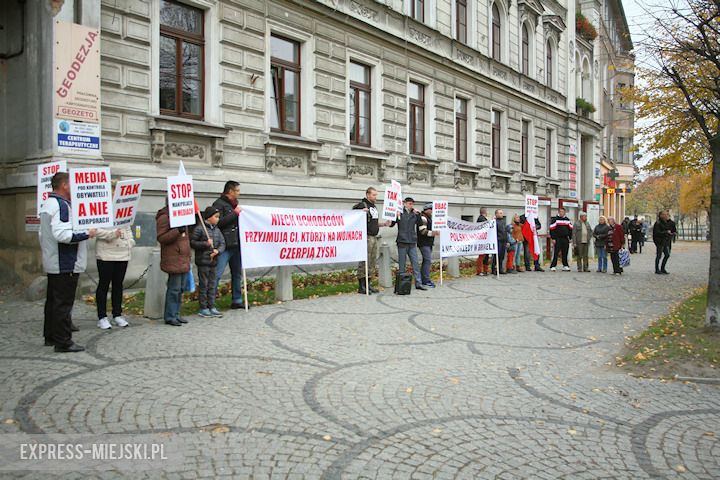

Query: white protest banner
[[37, 160, 67, 215], [112, 179, 143, 227], [432, 200, 448, 229], [239, 206, 367, 269], [69, 167, 113, 230], [525, 195, 539, 220], [382, 180, 402, 221], [439, 217, 498, 258], [167, 175, 195, 228]]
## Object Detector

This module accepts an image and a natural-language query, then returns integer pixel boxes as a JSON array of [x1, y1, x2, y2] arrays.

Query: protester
[[94, 181, 134, 330], [191, 206, 226, 317], [507, 214, 523, 273], [549, 207, 573, 271], [213, 181, 244, 309], [653, 210, 675, 274], [417, 203, 439, 287], [491, 209, 507, 275], [353, 187, 390, 294], [475, 207, 490, 276], [629, 216, 642, 254], [640, 218, 648, 253], [607, 217, 625, 275], [391, 197, 426, 290], [572, 212, 592, 272], [592, 215, 611, 273], [40, 172, 96, 352], [520, 214, 544, 272], [156, 202, 192, 326]]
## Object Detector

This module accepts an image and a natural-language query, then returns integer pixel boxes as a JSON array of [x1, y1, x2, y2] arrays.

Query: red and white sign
[[239, 206, 367, 269], [525, 195, 539, 220], [569, 164, 577, 172], [37, 160, 67, 215], [54, 21, 100, 123], [382, 180, 402, 221], [167, 175, 195, 228], [112, 179, 143, 227], [69, 167, 113, 230], [439, 217, 498, 258], [569, 181, 577, 190], [569, 172, 577, 181], [432, 200, 448, 229]]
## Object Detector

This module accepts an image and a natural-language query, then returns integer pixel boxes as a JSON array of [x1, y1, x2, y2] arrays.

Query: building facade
[[0, 0, 634, 285]]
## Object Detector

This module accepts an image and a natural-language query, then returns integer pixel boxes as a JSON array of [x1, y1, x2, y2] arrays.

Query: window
[[409, 81, 425, 155], [411, 0, 424, 22], [456, 0, 467, 44], [617, 137, 626, 163], [491, 109, 502, 169], [159, 0, 204, 119], [491, 3, 502, 61], [546, 41, 553, 87], [521, 120, 530, 173], [455, 98, 468, 163], [349, 61, 371, 146], [270, 35, 300, 135], [521, 24, 529, 75], [545, 128, 553, 177]]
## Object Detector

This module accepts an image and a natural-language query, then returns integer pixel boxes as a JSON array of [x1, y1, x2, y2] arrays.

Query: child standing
[[190, 206, 226, 317]]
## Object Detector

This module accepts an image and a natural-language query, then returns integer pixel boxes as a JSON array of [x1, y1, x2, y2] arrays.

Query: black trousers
[[197, 264, 217, 310], [96, 260, 128, 319], [44, 273, 80, 348], [655, 242, 671, 272], [492, 242, 506, 274], [551, 237, 570, 267], [610, 251, 622, 274]]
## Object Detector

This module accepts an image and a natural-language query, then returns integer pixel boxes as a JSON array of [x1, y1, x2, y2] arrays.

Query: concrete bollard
[[378, 241, 393, 288], [275, 266, 293, 302], [447, 256, 460, 277], [143, 248, 167, 319]]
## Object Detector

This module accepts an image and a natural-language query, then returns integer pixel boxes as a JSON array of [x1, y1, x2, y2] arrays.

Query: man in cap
[[418, 202, 439, 287], [391, 197, 427, 290]]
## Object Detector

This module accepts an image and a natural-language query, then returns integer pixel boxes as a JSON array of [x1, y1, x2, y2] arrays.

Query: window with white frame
[[456, 0, 467, 44], [521, 24, 530, 76], [455, 98, 468, 163], [411, 0, 424, 22], [270, 34, 300, 135], [546, 39, 554, 87], [409, 81, 425, 156]]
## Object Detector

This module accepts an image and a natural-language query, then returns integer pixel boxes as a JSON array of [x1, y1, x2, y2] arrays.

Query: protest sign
[[37, 160, 67, 215], [166, 175, 195, 228], [439, 217, 498, 258], [432, 200, 448, 229], [525, 195, 539, 220], [69, 167, 112, 230], [382, 180, 402, 221], [112, 179, 143, 227], [239, 206, 367, 269]]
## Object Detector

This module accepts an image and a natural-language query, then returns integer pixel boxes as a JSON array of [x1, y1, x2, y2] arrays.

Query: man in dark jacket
[[653, 210, 675, 274], [549, 207, 573, 271], [628, 216, 642, 254], [417, 203, 439, 287], [352, 187, 390, 294], [520, 214, 544, 272], [391, 197, 426, 290], [156, 204, 192, 326], [213, 181, 244, 309], [491, 209, 507, 275], [475, 207, 490, 275]]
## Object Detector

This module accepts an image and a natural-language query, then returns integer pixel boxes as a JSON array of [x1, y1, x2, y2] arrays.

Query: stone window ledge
[[264, 133, 322, 176], [346, 146, 389, 181], [150, 116, 230, 167]]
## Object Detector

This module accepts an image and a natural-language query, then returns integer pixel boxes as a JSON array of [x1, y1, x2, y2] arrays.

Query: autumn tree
[[635, 0, 720, 328], [626, 175, 681, 217]]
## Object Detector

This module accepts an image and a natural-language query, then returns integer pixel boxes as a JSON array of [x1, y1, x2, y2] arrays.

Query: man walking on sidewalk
[[550, 207, 573, 271], [353, 187, 390, 294], [39, 172, 96, 352]]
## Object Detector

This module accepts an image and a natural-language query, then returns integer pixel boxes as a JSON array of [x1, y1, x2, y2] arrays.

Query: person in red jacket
[[606, 217, 626, 275]]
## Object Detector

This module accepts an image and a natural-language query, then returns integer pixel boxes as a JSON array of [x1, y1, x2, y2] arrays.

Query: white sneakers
[[97, 316, 129, 329], [562, 266, 571, 271], [550, 266, 572, 272], [97, 317, 112, 330], [550, 267, 557, 272]]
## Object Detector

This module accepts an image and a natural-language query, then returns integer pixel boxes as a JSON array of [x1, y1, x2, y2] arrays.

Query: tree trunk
[[706, 134, 720, 329]]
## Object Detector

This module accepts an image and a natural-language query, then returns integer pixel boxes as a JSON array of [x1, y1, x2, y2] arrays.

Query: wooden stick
[[243, 268, 249, 312]]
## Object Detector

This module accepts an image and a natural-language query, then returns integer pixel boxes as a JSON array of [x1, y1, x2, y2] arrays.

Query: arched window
[[521, 24, 529, 75], [492, 4, 501, 61], [546, 40, 554, 87], [582, 57, 592, 100]]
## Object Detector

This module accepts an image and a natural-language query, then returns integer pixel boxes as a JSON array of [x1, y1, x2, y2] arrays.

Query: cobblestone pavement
[[0, 242, 718, 479]]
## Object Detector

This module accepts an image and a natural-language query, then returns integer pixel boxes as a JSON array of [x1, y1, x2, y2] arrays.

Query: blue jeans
[[512, 243, 523, 267], [164, 273, 184, 321], [215, 247, 243, 305], [419, 245, 433, 284], [397, 243, 421, 286], [596, 246, 607, 271]]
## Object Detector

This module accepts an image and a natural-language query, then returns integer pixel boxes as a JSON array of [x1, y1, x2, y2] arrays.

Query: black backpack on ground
[[394, 273, 412, 295]]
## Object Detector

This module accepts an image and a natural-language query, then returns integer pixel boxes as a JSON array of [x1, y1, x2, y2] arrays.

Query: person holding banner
[[520, 214, 544, 272], [156, 203, 192, 326], [353, 187, 390, 294], [475, 208, 490, 276], [213, 181, 245, 309], [39, 172, 97, 352], [491, 209, 507, 275], [391, 197, 427, 290], [94, 181, 135, 330], [418, 203, 440, 287]]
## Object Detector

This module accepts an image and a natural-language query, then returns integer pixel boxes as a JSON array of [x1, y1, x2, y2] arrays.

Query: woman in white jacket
[[95, 183, 136, 329]]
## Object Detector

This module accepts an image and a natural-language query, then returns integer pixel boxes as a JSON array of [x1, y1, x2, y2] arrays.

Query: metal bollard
[[275, 266, 293, 302], [378, 241, 393, 288], [447, 256, 460, 277], [143, 248, 167, 319]]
